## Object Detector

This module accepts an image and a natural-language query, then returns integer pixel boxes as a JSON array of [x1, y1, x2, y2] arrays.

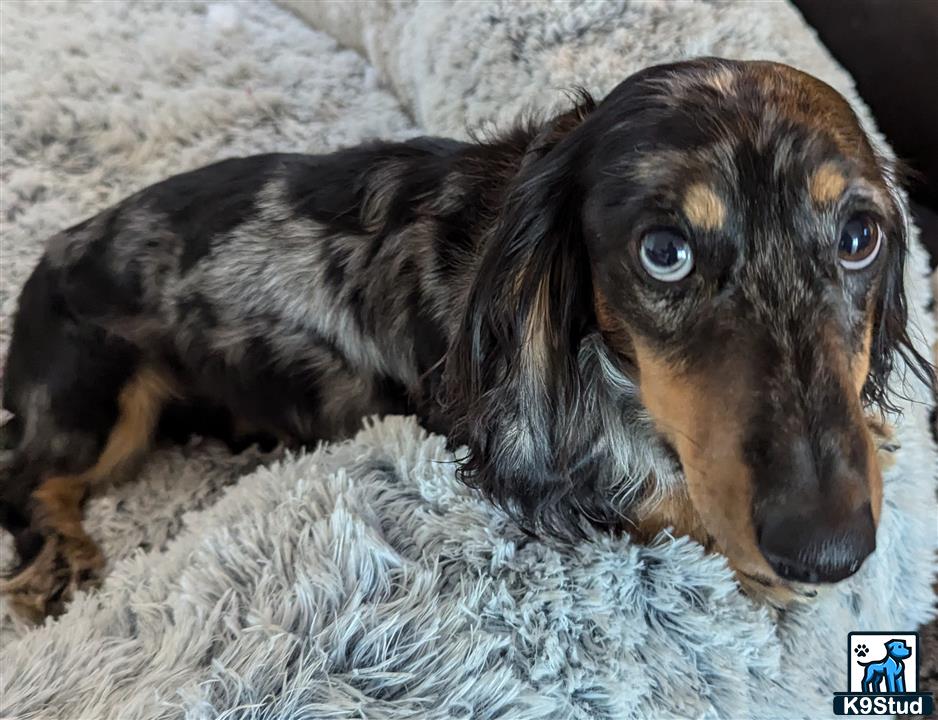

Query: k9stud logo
[[833, 632, 934, 715]]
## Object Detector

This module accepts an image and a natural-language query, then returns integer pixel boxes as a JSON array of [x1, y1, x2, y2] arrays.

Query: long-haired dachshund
[[1, 58, 933, 621]]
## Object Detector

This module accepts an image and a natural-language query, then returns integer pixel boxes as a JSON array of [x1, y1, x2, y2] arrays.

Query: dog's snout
[[757, 501, 876, 583], [747, 421, 879, 584]]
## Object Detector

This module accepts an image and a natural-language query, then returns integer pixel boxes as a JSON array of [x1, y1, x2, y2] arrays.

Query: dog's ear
[[863, 199, 936, 414], [444, 113, 600, 536]]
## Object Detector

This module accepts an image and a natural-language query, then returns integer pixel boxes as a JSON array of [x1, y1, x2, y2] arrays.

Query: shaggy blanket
[[0, 1, 935, 718]]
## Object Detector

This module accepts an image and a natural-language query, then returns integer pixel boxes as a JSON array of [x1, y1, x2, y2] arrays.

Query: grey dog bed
[[0, 2, 935, 718]]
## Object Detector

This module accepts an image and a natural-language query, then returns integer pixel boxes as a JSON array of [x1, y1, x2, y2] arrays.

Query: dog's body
[[1, 58, 933, 620], [860, 640, 912, 693], [7, 143, 483, 451], [3, 130, 652, 619]]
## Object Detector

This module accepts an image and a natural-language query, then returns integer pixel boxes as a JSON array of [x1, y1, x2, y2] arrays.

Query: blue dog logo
[[857, 639, 911, 693], [833, 632, 934, 716]]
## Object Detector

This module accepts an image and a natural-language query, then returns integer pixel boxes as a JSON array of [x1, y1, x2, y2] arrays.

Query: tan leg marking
[[1, 367, 176, 621], [81, 366, 178, 487], [3, 475, 106, 619]]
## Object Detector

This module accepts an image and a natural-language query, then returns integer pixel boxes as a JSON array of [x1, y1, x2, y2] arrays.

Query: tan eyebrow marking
[[809, 162, 847, 205], [683, 183, 726, 231]]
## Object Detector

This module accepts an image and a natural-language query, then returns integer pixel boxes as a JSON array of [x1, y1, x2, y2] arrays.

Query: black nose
[[758, 502, 876, 583]]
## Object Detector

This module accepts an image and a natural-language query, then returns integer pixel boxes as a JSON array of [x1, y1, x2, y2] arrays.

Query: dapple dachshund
[[1, 58, 933, 621]]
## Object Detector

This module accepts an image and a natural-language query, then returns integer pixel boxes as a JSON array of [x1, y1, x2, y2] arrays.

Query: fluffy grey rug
[[0, 1, 936, 718]]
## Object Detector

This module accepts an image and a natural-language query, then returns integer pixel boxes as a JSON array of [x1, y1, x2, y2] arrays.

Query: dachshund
[[1, 58, 933, 621]]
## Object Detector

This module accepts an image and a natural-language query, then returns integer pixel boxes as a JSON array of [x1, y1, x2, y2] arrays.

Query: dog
[[860, 639, 912, 693], [1, 58, 933, 621]]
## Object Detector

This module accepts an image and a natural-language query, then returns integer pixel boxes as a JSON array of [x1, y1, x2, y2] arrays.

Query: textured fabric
[[1, 1, 936, 718]]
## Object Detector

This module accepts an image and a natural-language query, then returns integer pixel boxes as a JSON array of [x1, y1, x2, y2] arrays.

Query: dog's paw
[[855, 643, 869, 658], [0, 532, 104, 622]]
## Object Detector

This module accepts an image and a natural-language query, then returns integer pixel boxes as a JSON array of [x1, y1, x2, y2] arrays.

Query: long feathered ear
[[863, 194, 936, 414], [444, 112, 599, 536]]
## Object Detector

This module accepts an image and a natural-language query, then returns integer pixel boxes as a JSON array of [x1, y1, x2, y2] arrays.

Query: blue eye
[[838, 214, 881, 270], [639, 229, 694, 282]]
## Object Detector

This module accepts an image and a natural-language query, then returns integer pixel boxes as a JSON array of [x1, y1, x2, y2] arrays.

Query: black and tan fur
[[1, 59, 933, 620]]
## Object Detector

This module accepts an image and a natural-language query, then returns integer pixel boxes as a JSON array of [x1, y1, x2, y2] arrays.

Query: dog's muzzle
[[752, 431, 877, 584]]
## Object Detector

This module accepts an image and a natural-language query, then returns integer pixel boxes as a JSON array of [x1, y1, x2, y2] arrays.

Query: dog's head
[[447, 58, 934, 593], [885, 640, 912, 660]]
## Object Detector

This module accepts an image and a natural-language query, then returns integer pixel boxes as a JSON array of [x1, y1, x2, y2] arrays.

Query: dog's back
[[0, 135, 515, 618]]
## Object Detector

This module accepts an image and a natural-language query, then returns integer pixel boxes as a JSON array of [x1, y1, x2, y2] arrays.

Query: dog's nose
[[757, 501, 876, 583]]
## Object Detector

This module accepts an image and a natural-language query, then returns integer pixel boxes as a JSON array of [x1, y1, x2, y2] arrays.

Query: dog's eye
[[838, 214, 881, 270], [639, 229, 694, 282]]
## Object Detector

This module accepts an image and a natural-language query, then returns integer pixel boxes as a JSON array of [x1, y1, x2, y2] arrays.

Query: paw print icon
[[854, 643, 869, 658]]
